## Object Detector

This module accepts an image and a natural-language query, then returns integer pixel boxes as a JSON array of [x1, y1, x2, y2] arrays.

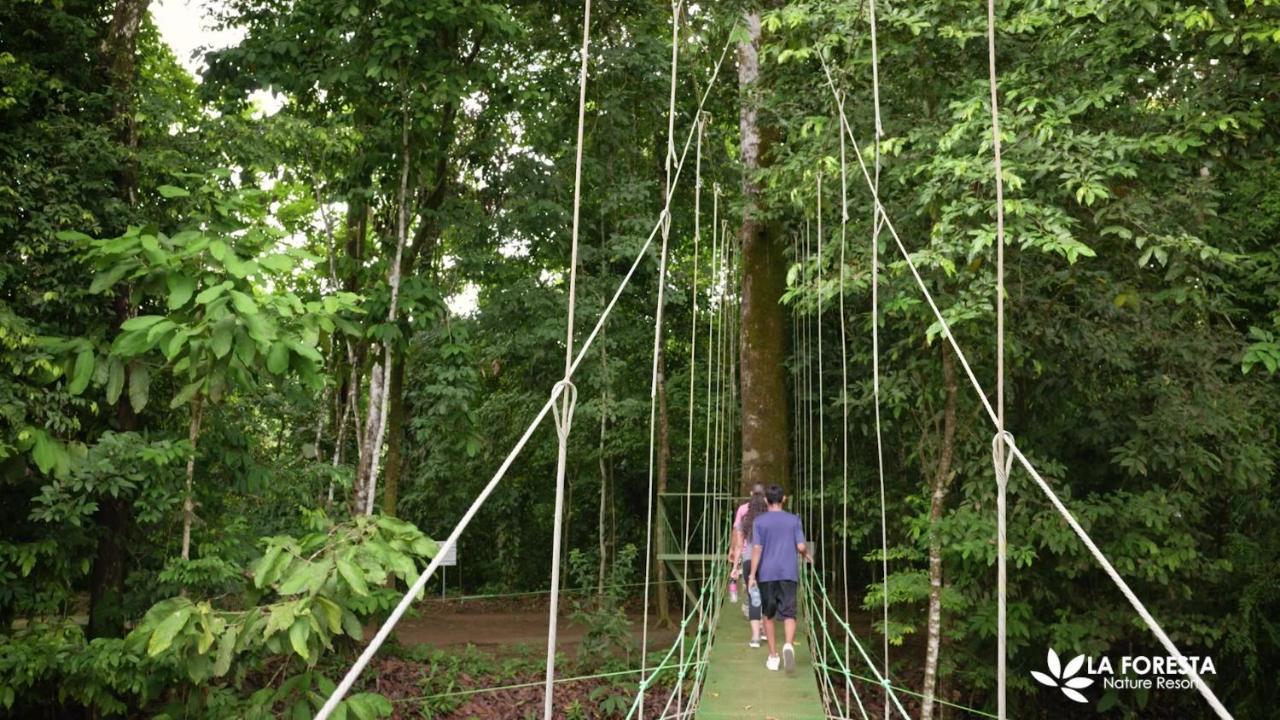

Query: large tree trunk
[[737, 12, 789, 496], [921, 345, 958, 720]]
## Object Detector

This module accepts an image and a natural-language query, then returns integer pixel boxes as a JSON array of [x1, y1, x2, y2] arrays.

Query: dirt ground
[[391, 597, 681, 651]]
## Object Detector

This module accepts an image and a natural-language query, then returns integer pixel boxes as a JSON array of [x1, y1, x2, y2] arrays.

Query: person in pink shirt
[[728, 484, 766, 646]]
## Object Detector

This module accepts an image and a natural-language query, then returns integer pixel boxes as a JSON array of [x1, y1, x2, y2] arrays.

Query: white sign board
[[438, 542, 457, 567]]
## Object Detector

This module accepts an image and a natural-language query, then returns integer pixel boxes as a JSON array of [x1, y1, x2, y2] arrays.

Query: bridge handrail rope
[[815, 34, 1234, 720], [314, 13, 738, 719]]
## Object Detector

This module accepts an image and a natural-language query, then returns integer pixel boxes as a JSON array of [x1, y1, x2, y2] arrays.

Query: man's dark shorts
[[759, 579, 797, 620]]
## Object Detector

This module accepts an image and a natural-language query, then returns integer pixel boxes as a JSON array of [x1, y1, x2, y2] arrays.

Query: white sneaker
[[782, 643, 796, 673], [765, 654, 780, 671], [748, 638, 761, 648]]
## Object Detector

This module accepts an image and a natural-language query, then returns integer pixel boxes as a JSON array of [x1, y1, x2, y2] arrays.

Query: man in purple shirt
[[748, 484, 813, 673]]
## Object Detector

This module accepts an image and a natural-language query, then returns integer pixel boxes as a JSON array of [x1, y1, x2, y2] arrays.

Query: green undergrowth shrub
[[0, 512, 436, 718]]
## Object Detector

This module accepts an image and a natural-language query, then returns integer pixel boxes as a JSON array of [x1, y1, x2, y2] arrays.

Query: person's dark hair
[[750, 483, 765, 498], [741, 495, 769, 543], [765, 484, 784, 505]]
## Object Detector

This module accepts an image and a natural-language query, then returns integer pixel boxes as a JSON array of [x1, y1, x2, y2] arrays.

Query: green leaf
[[260, 254, 295, 273], [341, 609, 363, 640], [229, 289, 259, 315], [264, 603, 296, 639], [89, 262, 134, 294], [278, 560, 329, 596], [267, 342, 290, 374], [157, 184, 191, 198], [121, 315, 166, 332], [195, 282, 231, 305], [253, 544, 285, 589], [213, 624, 239, 677], [106, 357, 125, 404], [68, 349, 94, 395], [170, 379, 204, 409], [288, 619, 311, 661], [111, 329, 154, 357], [30, 430, 63, 475], [129, 363, 150, 413], [336, 557, 369, 596], [211, 318, 235, 359], [55, 230, 93, 242], [234, 328, 256, 366], [315, 596, 343, 633], [167, 274, 196, 310], [148, 605, 193, 656]]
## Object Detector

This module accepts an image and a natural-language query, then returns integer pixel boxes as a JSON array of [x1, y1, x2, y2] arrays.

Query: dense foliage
[[0, 0, 1276, 718]]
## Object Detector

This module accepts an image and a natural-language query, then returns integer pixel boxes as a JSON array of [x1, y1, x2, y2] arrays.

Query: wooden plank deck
[[695, 591, 827, 719]]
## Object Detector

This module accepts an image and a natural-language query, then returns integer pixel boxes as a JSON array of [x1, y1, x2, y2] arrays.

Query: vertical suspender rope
[[835, 85, 856, 718], [543, 0, 592, 716], [676, 112, 706, 718], [985, 2, 1009, 718], [639, 5, 682, 716], [865, 1, 894, 711], [816, 174, 827, 577]]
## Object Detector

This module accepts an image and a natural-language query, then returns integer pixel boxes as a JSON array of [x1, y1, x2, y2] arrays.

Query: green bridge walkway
[[696, 591, 827, 719]]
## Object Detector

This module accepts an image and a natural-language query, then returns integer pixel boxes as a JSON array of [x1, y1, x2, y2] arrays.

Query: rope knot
[[550, 379, 579, 441], [990, 430, 1016, 484]]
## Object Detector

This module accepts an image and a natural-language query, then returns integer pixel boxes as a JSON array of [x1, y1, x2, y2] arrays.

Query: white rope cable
[[543, 0, 592, 714], [834, 86, 862, 718], [315, 20, 736, 720], [640, 5, 683, 716], [864, 3, 893, 707], [985, 1, 1009, 716], [676, 111, 705, 718], [816, 52, 1235, 720], [816, 174, 827, 577]]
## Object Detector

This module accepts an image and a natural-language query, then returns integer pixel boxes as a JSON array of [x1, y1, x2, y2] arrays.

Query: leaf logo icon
[[1031, 648, 1094, 703]]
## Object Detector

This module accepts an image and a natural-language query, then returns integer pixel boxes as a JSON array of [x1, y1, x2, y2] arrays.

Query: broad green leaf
[[55, 230, 93, 242], [288, 619, 311, 661], [68, 349, 94, 395], [129, 363, 150, 413], [253, 544, 285, 589], [234, 328, 256, 366], [278, 560, 329, 596], [264, 603, 296, 639], [267, 342, 290, 374], [260, 254, 295, 273], [315, 596, 343, 633], [121, 315, 166, 332], [229, 289, 259, 315], [195, 282, 231, 305], [170, 379, 204, 409], [148, 605, 193, 656], [213, 625, 239, 677], [89, 262, 135, 294], [167, 274, 196, 310], [157, 184, 191, 198], [336, 557, 368, 596], [106, 357, 125, 403], [30, 430, 63, 475], [211, 319, 235, 359], [111, 329, 153, 357], [341, 609, 363, 640]]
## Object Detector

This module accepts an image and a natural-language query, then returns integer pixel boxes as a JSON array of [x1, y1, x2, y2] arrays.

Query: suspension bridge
[[313, 1, 1236, 718]]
